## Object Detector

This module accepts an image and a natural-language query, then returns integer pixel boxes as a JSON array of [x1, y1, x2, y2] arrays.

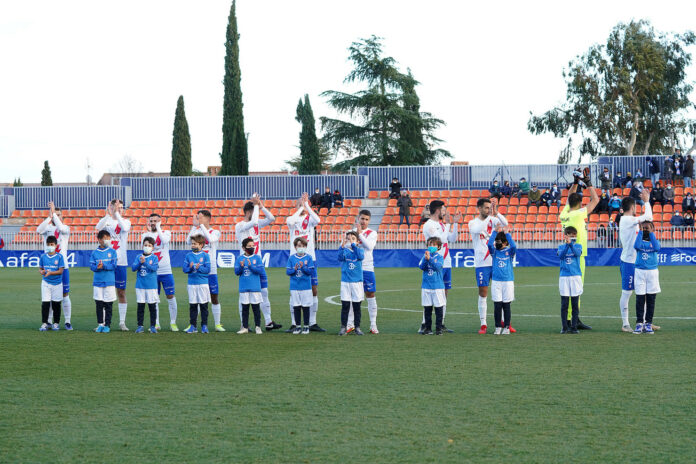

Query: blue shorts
[[260, 269, 268, 290], [62, 268, 70, 294], [115, 265, 128, 290], [620, 261, 635, 291], [363, 271, 376, 293], [310, 266, 319, 287], [208, 274, 219, 295], [443, 268, 452, 290], [475, 266, 493, 288], [157, 274, 176, 296]]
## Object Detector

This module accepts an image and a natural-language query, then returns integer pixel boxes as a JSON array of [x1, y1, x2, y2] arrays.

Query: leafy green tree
[[321, 36, 449, 169], [170, 96, 193, 176], [41, 161, 53, 186], [291, 95, 322, 174], [528, 20, 695, 159], [220, 0, 248, 175]]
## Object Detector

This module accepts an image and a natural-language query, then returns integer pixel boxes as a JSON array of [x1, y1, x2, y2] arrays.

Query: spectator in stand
[[683, 212, 695, 228], [647, 156, 661, 187], [624, 172, 633, 188], [608, 193, 622, 213], [333, 190, 344, 208], [613, 171, 625, 189], [674, 157, 683, 183], [397, 190, 413, 225], [527, 185, 542, 206], [664, 156, 674, 183], [419, 205, 431, 225], [389, 177, 402, 199], [599, 167, 612, 190], [670, 211, 685, 229], [310, 188, 322, 207], [511, 182, 520, 198], [594, 190, 610, 213], [682, 192, 696, 214], [488, 180, 502, 199], [684, 155, 694, 188], [634, 168, 644, 183], [649, 182, 664, 207], [613, 209, 624, 229], [540, 189, 551, 207], [518, 178, 530, 199], [548, 183, 561, 207], [630, 181, 644, 206], [663, 182, 675, 206], [501, 180, 512, 198], [320, 187, 334, 213]]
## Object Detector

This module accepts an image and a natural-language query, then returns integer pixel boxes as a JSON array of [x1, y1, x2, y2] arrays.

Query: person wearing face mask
[[310, 188, 322, 207], [131, 236, 159, 334], [183, 235, 211, 334], [90, 230, 118, 333], [649, 182, 664, 207], [632, 222, 661, 334], [683, 211, 694, 228], [235, 237, 265, 335], [669, 211, 685, 229], [486, 226, 517, 335], [549, 183, 561, 207], [682, 193, 696, 214], [38, 235, 65, 331], [663, 183, 675, 206], [488, 180, 502, 199], [286, 237, 315, 335], [501, 180, 512, 198], [142, 213, 178, 332], [557, 227, 583, 334], [338, 231, 365, 336], [419, 237, 446, 335]]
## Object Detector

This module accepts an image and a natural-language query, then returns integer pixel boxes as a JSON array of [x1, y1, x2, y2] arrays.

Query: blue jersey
[[39, 252, 65, 285], [634, 233, 661, 270], [131, 253, 159, 290], [90, 246, 117, 287], [286, 253, 315, 291], [338, 243, 364, 283], [183, 251, 211, 285], [487, 233, 516, 282], [234, 253, 263, 292], [557, 243, 583, 276], [418, 252, 445, 289]]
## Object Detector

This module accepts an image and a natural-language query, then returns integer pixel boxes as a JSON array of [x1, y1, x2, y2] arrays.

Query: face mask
[[296, 247, 306, 255], [191, 246, 199, 252], [667, 186, 672, 189], [428, 246, 438, 254], [643, 230, 651, 240], [495, 241, 504, 250], [245, 247, 255, 255], [143, 246, 153, 255], [46, 245, 56, 253]]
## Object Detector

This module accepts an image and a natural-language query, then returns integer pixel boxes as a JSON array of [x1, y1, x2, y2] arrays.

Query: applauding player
[[142, 213, 178, 331]]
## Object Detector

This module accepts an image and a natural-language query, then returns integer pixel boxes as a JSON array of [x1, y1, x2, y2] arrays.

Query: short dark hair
[[477, 198, 491, 208], [197, 209, 212, 218], [621, 197, 635, 212], [46, 236, 57, 245], [426, 237, 442, 247], [243, 202, 254, 214], [143, 236, 155, 246], [346, 231, 359, 241], [564, 226, 578, 235], [568, 193, 582, 208], [97, 229, 111, 240], [191, 234, 206, 245], [149, 213, 161, 219], [242, 237, 255, 248], [359, 209, 371, 218], [495, 231, 508, 244], [110, 198, 123, 206], [429, 200, 445, 214], [293, 237, 308, 247]]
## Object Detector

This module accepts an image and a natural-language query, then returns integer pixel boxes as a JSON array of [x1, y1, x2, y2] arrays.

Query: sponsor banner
[[2, 248, 696, 268]]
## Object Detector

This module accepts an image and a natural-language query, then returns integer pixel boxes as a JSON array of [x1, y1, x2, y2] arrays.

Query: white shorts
[[240, 291, 263, 305], [491, 280, 515, 303], [188, 284, 210, 304], [421, 288, 447, 307], [634, 269, 661, 295], [340, 281, 364, 302], [93, 286, 117, 302], [41, 281, 63, 302], [559, 276, 583, 297], [136, 288, 160, 304], [290, 289, 313, 307]]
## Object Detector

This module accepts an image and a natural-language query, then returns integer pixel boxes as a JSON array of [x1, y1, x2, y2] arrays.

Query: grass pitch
[[0, 266, 694, 463]]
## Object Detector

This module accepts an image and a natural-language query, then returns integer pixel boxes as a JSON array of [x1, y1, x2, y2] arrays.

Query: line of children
[[235, 237, 264, 335], [38, 236, 65, 331], [419, 237, 446, 335], [557, 227, 583, 334], [286, 237, 315, 335], [487, 227, 516, 335], [132, 236, 159, 333], [90, 230, 117, 333], [183, 235, 211, 334], [338, 231, 365, 336]]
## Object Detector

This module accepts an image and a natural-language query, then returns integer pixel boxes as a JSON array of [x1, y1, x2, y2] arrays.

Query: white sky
[[1, 0, 695, 184]]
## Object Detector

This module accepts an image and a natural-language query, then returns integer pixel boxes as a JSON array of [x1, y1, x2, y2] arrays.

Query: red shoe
[[509, 326, 517, 333], [346, 326, 354, 334], [478, 325, 487, 334]]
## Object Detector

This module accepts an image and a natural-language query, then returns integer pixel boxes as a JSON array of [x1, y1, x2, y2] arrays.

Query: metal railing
[[597, 155, 693, 183], [11, 185, 130, 211], [0, 195, 13, 218]]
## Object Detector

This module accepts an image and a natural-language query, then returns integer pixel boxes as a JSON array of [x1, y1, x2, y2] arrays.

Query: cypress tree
[[41, 161, 53, 186], [296, 95, 322, 174], [220, 0, 248, 175], [170, 95, 193, 176]]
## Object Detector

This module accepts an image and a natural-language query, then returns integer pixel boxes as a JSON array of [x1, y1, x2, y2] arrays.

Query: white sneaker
[[236, 327, 249, 334], [502, 327, 510, 335], [370, 326, 379, 334], [621, 325, 633, 333], [494, 327, 502, 335], [255, 326, 263, 335], [119, 322, 129, 331], [52, 323, 60, 331]]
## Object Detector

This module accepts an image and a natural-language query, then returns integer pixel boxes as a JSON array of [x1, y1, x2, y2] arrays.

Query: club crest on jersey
[[199, 257, 204, 263], [54, 260, 58, 265]]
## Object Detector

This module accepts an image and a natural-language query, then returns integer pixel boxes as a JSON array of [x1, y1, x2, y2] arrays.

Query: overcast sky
[[1, 0, 695, 184]]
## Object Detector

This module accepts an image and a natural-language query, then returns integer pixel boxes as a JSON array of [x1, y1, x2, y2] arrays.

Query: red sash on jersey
[[54, 229, 61, 253], [253, 226, 261, 254], [482, 220, 493, 260], [439, 222, 449, 259], [111, 224, 121, 250], [154, 234, 163, 260], [301, 214, 310, 230]]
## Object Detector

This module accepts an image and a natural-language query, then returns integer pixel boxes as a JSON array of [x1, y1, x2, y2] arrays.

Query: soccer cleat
[[509, 326, 517, 333], [94, 325, 104, 333], [435, 329, 443, 335], [644, 323, 655, 334], [64, 323, 73, 331], [293, 326, 302, 335], [102, 326, 111, 333], [478, 325, 487, 335], [52, 323, 60, 331], [502, 327, 510, 335], [621, 325, 633, 333], [422, 328, 433, 335], [651, 324, 661, 331], [569, 328, 579, 334], [369, 326, 379, 334], [338, 326, 347, 336], [346, 326, 355, 334], [236, 327, 249, 334], [155, 324, 161, 331], [135, 326, 144, 334], [302, 326, 310, 335], [285, 325, 297, 333], [442, 325, 454, 333], [119, 322, 129, 332], [633, 323, 644, 334], [149, 326, 158, 334], [354, 328, 364, 336], [418, 324, 426, 334], [309, 324, 326, 332], [577, 321, 592, 330], [265, 321, 283, 331], [200, 325, 209, 334], [39, 323, 49, 332], [170, 323, 179, 332], [255, 326, 263, 335], [560, 327, 569, 334], [215, 324, 226, 332], [185, 325, 198, 334], [494, 327, 502, 335]]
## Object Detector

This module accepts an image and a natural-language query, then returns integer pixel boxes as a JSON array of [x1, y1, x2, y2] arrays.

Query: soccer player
[[38, 236, 65, 331], [36, 201, 72, 329], [487, 227, 516, 335], [142, 213, 179, 331], [557, 226, 583, 334], [286, 237, 315, 335], [132, 236, 159, 334], [187, 209, 225, 332], [468, 197, 509, 334], [235, 237, 265, 335], [235, 195, 282, 331], [558, 169, 599, 330], [419, 237, 446, 335], [96, 199, 131, 331], [90, 230, 117, 333], [338, 231, 365, 336], [420, 200, 460, 333], [183, 235, 211, 334], [633, 222, 661, 334], [286, 193, 323, 332], [347, 210, 379, 334], [618, 190, 652, 332]]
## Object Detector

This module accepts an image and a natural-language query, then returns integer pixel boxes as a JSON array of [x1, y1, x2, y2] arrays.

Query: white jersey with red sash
[[96, 214, 131, 266], [468, 214, 507, 268], [287, 206, 320, 260], [37, 214, 70, 262], [422, 219, 458, 268]]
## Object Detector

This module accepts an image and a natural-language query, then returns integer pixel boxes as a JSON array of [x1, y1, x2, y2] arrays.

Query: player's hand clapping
[[139, 256, 145, 264], [424, 250, 431, 260], [97, 260, 104, 269]]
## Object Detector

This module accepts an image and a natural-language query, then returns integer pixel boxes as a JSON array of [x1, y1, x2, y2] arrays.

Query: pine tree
[[220, 0, 248, 175], [170, 96, 193, 176], [13, 178, 23, 187], [40, 161, 53, 186], [295, 95, 322, 174]]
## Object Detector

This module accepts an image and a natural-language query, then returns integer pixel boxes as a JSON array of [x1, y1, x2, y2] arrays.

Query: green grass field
[[1, 266, 695, 463]]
